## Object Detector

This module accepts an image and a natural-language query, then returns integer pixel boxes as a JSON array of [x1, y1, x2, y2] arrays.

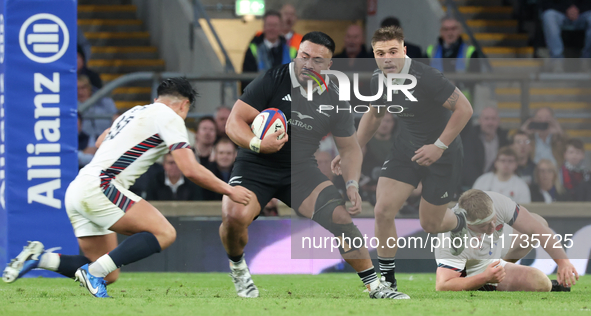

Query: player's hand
[[228, 186, 252, 206], [260, 129, 288, 154], [331, 155, 342, 175], [556, 260, 579, 287], [484, 261, 506, 284], [346, 187, 362, 216], [411, 144, 444, 166]]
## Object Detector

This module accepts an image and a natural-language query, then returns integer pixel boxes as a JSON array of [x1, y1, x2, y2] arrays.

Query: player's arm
[[95, 128, 110, 148], [356, 104, 386, 149], [334, 134, 363, 215], [171, 148, 251, 205], [226, 100, 287, 154], [511, 205, 579, 286], [412, 88, 473, 166], [436, 261, 505, 291]]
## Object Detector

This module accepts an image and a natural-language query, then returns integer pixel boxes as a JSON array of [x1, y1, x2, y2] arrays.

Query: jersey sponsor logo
[[291, 111, 313, 120], [19, 13, 69, 63], [229, 176, 242, 185], [282, 94, 292, 101], [288, 118, 313, 131]]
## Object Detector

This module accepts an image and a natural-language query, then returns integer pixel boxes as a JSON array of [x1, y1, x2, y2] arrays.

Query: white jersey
[[435, 191, 520, 276], [78, 103, 190, 189]]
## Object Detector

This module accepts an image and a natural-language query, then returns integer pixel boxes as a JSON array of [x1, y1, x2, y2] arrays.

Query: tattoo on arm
[[445, 89, 460, 111]]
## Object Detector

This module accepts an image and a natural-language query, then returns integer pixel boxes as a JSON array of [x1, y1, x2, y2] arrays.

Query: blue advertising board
[[0, 0, 78, 277]]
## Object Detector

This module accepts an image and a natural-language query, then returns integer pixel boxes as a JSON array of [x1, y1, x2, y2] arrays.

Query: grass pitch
[[0, 273, 589, 316]]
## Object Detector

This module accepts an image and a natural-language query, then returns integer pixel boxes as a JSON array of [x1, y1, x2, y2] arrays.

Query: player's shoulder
[[265, 63, 291, 82], [408, 58, 438, 78]]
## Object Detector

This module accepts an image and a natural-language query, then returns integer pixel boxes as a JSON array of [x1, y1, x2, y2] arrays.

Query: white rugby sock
[[37, 253, 60, 271], [89, 254, 117, 278]]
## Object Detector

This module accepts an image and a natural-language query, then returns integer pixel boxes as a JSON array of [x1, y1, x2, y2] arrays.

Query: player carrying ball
[[221, 31, 408, 299], [2, 78, 252, 298]]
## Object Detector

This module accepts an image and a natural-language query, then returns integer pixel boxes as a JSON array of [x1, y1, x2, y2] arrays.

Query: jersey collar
[[289, 62, 330, 97], [390, 55, 411, 86]]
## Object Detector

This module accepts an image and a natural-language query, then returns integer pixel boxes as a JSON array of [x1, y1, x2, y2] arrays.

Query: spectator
[[145, 153, 203, 201], [77, 113, 96, 169], [520, 107, 566, 167], [379, 16, 423, 59], [426, 16, 481, 74], [242, 10, 293, 92], [203, 138, 237, 200], [461, 107, 510, 188], [280, 4, 302, 52], [560, 138, 590, 199], [530, 159, 567, 203], [78, 74, 117, 140], [472, 146, 531, 203], [512, 130, 536, 185], [334, 25, 373, 59], [215, 106, 231, 139], [77, 45, 102, 90], [541, 0, 591, 58], [194, 116, 217, 169], [261, 198, 279, 216]]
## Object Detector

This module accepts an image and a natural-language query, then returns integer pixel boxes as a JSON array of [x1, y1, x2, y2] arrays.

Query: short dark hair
[[566, 138, 584, 151], [371, 26, 405, 47], [381, 16, 401, 28], [157, 77, 198, 108], [215, 137, 237, 151], [196, 116, 216, 130], [300, 31, 336, 55], [263, 10, 281, 21], [512, 130, 529, 143]]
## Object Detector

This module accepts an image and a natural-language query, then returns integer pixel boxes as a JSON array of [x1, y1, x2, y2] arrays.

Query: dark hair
[[566, 138, 584, 151], [77, 45, 86, 63], [512, 130, 530, 143], [263, 10, 281, 21], [157, 77, 198, 109], [196, 116, 216, 130], [371, 26, 404, 47], [300, 31, 336, 54], [381, 16, 401, 28], [215, 137, 237, 151]]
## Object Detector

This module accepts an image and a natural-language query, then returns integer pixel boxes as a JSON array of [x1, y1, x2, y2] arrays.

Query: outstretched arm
[[436, 261, 505, 291], [334, 134, 363, 215]]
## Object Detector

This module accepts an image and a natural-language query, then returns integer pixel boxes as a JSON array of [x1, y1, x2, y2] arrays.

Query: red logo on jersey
[[495, 224, 503, 231]]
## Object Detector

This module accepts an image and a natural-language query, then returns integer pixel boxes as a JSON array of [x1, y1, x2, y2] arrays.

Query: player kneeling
[[435, 189, 578, 292]]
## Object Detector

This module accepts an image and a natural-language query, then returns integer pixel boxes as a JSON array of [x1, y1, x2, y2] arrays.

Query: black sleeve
[[331, 100, 356, 137], [423, 66, 457, 107], [239, 70, 274, 112]]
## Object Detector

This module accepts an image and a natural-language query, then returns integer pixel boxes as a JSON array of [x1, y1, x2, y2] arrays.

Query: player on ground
[[2, 78, 252, 297], [221, 31, 409, 299], [435, 189, 578, 291], [332, 26, 474, 292]]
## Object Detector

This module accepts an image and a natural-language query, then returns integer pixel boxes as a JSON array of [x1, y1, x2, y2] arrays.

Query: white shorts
[[65, 175, 142, 237]]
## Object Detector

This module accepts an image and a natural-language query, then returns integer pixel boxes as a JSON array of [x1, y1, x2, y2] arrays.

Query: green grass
[[0, 273, 590, 316]]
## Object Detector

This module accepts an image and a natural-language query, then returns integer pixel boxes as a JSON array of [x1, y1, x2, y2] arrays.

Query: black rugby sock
[[56, 255, 92, 278], [109, 231, 162, 268], [378, 257, 396, 284]]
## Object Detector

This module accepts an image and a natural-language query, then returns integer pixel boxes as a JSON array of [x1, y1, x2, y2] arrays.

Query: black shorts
[[229, 160, 291, 213], [380, 144, 463, 205], [229, 160, 329, 215]]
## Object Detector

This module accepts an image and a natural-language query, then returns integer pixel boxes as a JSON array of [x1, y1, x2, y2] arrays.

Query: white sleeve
[[155, 109, 191, 151], [487, 191, 520, 225], [435, 233, 467, 272]]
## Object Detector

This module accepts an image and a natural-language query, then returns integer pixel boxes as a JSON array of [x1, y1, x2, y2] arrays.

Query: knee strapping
[[312, 186, 364, 254]]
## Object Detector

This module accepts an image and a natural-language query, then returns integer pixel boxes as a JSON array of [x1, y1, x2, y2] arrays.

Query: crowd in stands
[[75, 3, 591, 214]]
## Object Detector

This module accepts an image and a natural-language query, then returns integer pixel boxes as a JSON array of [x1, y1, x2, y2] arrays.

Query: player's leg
[[297, 180, 409, 299], [496, 262, 552, 292], [78, 234, 119, 284], [373, 177, 415, 287], [219, 162, 278, 298]]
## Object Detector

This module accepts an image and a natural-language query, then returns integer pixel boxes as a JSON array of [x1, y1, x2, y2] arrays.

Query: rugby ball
[[251, 108, 287, 140]]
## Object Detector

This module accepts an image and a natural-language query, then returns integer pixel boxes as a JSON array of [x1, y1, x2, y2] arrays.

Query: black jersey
[[370, 59, 459, 162], [238, 63, 292, 167], [289, 64, 355, 165], [238, 62, 355, 167]]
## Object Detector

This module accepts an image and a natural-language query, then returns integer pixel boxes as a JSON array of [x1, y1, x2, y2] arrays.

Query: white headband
[[454, 205, 496, 226]]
